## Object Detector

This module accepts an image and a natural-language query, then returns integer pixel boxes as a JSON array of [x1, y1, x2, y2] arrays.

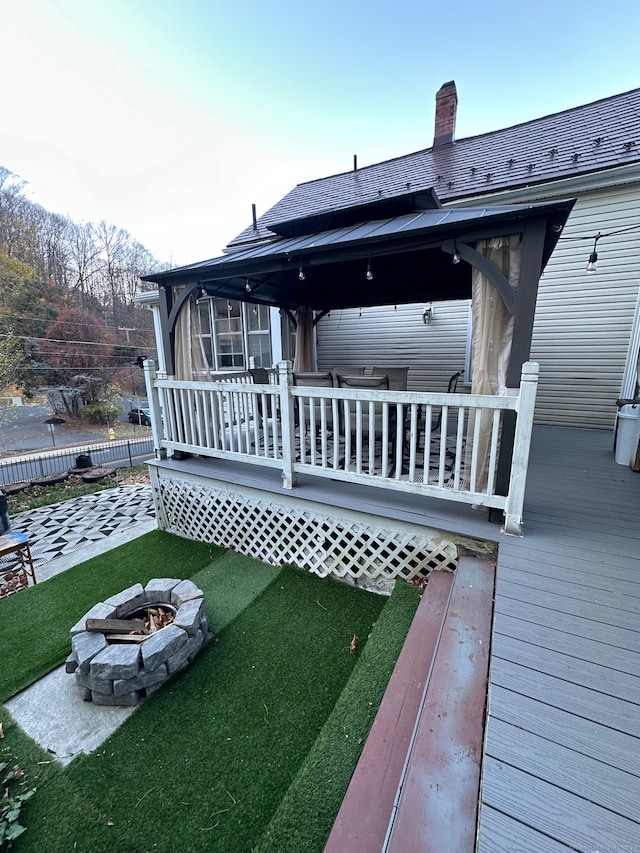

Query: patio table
[[0, 530, 37, 594]]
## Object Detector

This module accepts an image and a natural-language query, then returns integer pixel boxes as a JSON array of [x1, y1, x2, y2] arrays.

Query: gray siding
[[530, 185, 640, 428], [316, 300, 470, 393], [315, 182, 640, 429]]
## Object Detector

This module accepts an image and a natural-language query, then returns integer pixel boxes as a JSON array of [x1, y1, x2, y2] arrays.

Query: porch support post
[[143, 359, 167, 459], [503, 362, 539, 535], [158, 286, 175, 377], [278, 360, 297, 489], [489, 219, 547, 524]]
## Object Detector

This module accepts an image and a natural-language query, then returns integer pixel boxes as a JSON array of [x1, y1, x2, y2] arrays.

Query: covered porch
[[140, 191, 575, 542]]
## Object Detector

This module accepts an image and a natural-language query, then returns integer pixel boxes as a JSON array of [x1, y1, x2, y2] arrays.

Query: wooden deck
[[478, 425, 640, 852], [153, 425, 640, 850]]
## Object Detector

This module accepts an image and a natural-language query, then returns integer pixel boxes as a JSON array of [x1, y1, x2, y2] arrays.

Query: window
[[197, 298, 273, 371]]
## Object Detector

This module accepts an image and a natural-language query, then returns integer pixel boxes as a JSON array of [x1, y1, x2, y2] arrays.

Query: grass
[[0, 531, 221, 701], [0, 536, 420, 853]]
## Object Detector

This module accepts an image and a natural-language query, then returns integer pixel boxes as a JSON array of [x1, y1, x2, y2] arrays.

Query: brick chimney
[[433, 81, 458, 147]]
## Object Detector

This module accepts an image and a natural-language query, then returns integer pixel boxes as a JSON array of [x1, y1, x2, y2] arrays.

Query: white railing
[[144, 361, 539, 535]]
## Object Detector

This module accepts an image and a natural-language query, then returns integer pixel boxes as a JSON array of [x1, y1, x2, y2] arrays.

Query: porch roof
[[142, 197, 574, 313]]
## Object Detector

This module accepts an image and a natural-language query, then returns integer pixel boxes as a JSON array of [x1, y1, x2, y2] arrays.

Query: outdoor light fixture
[[586, 234, 601, 273], [452, 246, 461, 264], [298, 267, 306, 281], [245, 279, 252, 293], [422, 303, 434, 324], [366, 261, 373, 281]]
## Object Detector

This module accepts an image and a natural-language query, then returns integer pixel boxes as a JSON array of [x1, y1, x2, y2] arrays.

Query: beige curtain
[[293, 306, 315, 373], [173, 287, 209, 381], [468, 235, 521, 489]]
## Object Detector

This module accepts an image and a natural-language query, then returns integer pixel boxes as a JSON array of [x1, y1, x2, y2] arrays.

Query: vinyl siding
[[316, 300, 470, 394], [316, 182, 640, 429]]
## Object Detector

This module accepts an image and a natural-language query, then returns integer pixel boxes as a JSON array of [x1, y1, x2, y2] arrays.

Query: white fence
[[145, 361, 539, 535]]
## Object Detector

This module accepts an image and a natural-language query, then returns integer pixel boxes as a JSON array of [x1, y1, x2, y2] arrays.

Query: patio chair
[[331, 365, 365, 385], [337, 374, 394, 462], [293, 372, 334, 434], [432, 369, 464, 432], [372, 366, 409, 391], [417, 369, 465, 460]]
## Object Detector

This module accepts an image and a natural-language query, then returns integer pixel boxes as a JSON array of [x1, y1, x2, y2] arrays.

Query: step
[[324, 557, 495, 853]]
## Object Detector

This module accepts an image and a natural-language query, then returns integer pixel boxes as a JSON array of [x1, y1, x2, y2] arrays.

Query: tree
[[39, 308, 115, 399], [0, 329, 38, 398]]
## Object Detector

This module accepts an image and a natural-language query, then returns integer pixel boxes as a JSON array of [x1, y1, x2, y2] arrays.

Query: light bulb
[[452, 250, 461, 264], [586, 251, 598, 273], [298, 267, 305, 281], [366, 263, 373, 281]]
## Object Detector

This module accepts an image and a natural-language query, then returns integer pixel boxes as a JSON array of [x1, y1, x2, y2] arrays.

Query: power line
[[0, 332, 154, 350], [0, 311, 152, 334]]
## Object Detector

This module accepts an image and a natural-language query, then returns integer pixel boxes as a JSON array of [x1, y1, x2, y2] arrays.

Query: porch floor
[[478, 425, 640, 851], [152, 425, 640, 850]]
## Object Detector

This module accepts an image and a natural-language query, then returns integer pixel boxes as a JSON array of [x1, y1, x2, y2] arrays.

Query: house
[[135, 86, 640, 849], [225, 82, 640, 430]]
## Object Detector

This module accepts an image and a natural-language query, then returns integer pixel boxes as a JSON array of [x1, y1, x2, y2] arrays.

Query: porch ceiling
[[142, 198, 575, 312]]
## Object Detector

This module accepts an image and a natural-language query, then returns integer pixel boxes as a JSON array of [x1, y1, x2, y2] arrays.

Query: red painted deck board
[[385, 557, 494, 853], [324, 570, 454, 853]]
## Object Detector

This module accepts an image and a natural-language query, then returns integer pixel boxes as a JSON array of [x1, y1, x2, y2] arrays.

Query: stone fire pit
[[66, 578, 209, 706]]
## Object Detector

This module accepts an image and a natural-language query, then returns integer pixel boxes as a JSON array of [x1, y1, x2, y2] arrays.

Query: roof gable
[[229, 87, 640, 249]]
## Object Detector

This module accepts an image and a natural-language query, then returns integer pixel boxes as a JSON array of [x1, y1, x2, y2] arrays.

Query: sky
[[1, 0, 639, 269]]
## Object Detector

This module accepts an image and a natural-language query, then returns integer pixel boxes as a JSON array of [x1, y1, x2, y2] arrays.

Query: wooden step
[[324, 557, 495, 853]]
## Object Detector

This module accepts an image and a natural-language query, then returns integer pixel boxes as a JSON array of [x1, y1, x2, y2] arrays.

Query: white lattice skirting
[[153, 475, 458, 583]]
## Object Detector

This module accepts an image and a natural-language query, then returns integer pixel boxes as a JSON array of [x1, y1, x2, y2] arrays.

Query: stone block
[[72, 631, 108, 673], [92, 690, 141, 707], [75, 670, 114, 695], [167, 630, 204, 674], [141, 624, 187, 672], [144, 578, 182, 603], [174, 598, 205, 637], [113, 665, 168, 696], [104, 583, 145, 617], [170, 580, 202, 608], [65, 653, 78, 674], [70, 602, 116, 635], [90, 643, 141, 680], [79, 686, 92, 702]]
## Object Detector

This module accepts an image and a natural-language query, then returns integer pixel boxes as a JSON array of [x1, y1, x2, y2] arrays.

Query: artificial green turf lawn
[[0, 531, 222, 701], [254, 580, 421, 852], [12, 564, 388, 853]]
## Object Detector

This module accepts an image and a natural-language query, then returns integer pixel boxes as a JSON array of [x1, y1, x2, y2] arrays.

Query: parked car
[[128, 407, 152, 426]]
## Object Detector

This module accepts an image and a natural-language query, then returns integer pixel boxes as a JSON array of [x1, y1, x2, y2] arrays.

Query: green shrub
[[78, 401, 123, 424]]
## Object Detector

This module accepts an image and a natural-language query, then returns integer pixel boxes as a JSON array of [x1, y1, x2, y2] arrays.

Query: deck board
[[478, 426, 640, 851], [157, 426, 640, 849], [485, 718, 640, 821], [481, 758, 640, 850], [488, 685, 640, 777], [493, 612, 640, 676], [494, 594, 640, 652]]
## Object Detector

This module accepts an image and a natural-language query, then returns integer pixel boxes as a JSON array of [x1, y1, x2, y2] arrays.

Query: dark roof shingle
[[228, 87, 640, 248]]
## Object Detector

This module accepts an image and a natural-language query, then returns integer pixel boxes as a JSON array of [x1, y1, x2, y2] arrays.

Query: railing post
[[143, 359, 166, 460], [278, 360, 296, 489], [503, 361, 539, 535]]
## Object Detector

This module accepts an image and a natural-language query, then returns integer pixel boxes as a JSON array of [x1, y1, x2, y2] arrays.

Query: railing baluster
[[148, 361, 538, 528]]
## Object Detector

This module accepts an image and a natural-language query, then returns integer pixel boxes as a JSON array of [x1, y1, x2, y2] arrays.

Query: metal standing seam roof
[[143, 200, 572, 287], [227, 87, 640, 249]]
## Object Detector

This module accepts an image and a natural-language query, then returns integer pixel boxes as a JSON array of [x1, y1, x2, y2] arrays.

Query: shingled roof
[[228, 86, 640, 249]]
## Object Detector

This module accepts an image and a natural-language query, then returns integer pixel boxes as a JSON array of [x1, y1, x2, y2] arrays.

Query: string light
[[586, 234, 600, 273], [298, 267, 306, 281], [366, 261, 373, 281]]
